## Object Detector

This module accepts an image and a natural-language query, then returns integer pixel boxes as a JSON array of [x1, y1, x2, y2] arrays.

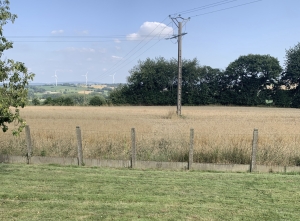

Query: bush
[[32, 98, 40, 106], [89, 96, 106, 106], [43, 97, 53, 105]]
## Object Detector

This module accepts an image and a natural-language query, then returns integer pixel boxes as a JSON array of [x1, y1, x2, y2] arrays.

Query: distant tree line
[[109, 42, 300, 108], [31, 93, 107, 106]]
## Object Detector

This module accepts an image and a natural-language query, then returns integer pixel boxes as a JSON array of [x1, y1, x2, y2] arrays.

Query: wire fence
[[1, 126, 300, 166]]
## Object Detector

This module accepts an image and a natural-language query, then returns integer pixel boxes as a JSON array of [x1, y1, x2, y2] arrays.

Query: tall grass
[[1, 106, 300, 166]]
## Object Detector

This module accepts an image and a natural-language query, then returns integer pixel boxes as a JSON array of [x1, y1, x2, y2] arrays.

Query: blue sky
[[3, 0, 300, 84]]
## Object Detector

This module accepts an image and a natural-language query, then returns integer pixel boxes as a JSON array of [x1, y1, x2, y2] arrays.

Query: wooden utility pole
[[168, 15, 189, 116], [177, 22, 182, 116]]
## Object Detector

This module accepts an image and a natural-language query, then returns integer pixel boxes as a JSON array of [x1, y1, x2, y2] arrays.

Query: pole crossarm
[[166, 32, 187, 40], [169, 15, 190, 28]]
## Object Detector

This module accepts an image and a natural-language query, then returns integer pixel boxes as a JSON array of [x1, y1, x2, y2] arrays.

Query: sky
[[2, 0, 300, 84]]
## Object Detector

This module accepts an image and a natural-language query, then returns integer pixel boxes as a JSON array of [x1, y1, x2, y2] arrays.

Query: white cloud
[[86, 58, 92, 61], [115, 46, 121, 50], [51, 29, 64, 34], [102, 68, 107, 72], [111, 55, 122, 60], [127, 22, 173, 41], [114, 38, 121, 43]]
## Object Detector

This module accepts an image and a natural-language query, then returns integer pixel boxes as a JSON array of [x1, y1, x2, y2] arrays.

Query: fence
[[1, 125, 300, 173]]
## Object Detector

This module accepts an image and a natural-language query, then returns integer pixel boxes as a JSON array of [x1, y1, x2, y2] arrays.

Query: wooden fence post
[[76, 126, 84, 166], [25, 125, 32, 164], [189, 128, 194, 170], [250, 129, 258, 172], [131, 128, 136, 169]]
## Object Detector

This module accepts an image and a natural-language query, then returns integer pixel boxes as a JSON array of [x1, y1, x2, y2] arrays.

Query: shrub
[[32, 98, 40, 106], [89, 95, 106, 106]]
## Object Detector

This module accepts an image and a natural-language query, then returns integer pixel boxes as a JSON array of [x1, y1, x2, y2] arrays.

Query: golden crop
[[1, 106, 300, 166]]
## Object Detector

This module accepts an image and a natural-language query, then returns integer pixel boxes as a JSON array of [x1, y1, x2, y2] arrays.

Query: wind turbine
[[82, 72, 88, 86], [110, 73, 116, 84], [52, 70, 58, 86]]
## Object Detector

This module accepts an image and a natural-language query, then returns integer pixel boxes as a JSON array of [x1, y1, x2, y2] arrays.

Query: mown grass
[[1, 164, 300, 220]]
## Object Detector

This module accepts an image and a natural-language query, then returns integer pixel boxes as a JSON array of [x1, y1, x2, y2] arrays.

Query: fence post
[[25, 125, 32, 164], [76, 126, 84, 166], [131, 128, 136, 169], [189, 128, 194, 170], [250, 129, 258, 172]]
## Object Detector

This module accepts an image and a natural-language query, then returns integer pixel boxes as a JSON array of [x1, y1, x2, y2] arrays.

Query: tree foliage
[[110, 57, 224, 106], [278, 42, 300, 107], [282, 42, 300, 87], [125, 57, 177, 105], [0, 0, 34, 134], [222, 54, 282, 105], [32, 97, 40, 106], [89, 95, 106, 106], [109, 55, 285, 107]]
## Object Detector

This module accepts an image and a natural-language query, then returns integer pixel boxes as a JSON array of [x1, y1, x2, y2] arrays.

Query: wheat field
[[1, 106, 300, 166]]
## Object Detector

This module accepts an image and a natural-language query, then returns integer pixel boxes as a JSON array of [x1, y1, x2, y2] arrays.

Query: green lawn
[[0, 164, 300, 220]]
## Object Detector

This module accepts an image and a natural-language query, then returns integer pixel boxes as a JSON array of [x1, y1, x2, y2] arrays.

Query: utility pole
[[168, 15, 189, 116]]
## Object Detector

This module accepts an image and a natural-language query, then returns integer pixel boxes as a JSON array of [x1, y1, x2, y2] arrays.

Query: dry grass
[[1, 106, 300, 166], [77, 90, 93, 94], [90, 84, 107, 89]]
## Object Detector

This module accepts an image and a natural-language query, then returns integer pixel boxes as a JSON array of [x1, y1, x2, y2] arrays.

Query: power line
[[189, 0, 262, 18], [103, 36, 168, 82], [10, 0, 263, 84], [88, 18, 172, 82], [7, 35, 171, 38], [171, 0, 239, 16], [11, 39, 169, 43], [52, 0, 262, 83], [90, 21, 174, 83], [9, 35, 172, 43]]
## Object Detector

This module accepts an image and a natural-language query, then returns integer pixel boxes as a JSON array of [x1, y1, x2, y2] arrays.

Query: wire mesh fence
[[1, 127, 300, 166]]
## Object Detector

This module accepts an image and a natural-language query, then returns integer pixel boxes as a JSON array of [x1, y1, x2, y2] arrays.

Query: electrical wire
[[90, 21, 174, 83], [96, 0, 263, 83], [171, 0, 239, 16], [9, 34, 172, 43], [101, 17, 170, 70], [7, 0, 263, 83], [189, 0, 262, 18]]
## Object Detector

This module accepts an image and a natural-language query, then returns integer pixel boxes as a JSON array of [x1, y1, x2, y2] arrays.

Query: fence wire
[[1, 129, 300, 166]]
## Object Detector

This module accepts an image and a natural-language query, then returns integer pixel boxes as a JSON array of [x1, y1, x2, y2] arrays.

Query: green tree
[[65, 94, 85, 105], [126, 57, 177, 105], [280, 42, 300, 107], [109, 57, 224, 106], [282, 42, 300, 88], [198, 66, 224, 105], [63, 97, 74, 106], [89, 95, 106, 106], [32, 97, 40, 106], [109, 84, 128, 105], [223, 54, 282, 105], [0, 0, 34, 134], [43, 97, 53, 105]]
